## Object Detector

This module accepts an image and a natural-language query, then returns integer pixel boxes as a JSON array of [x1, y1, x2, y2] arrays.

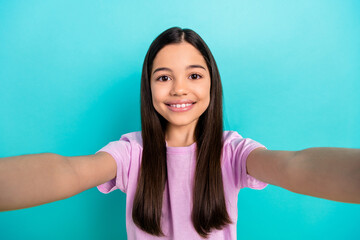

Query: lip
[[165, 99, 196, 105], [166, 102, 196, 112]]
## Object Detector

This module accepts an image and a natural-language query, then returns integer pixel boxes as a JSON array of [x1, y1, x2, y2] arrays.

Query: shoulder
[[222, 130, 243, 142], [97, 131, 143, 158], [222, 130, 245, 149], [119, 131, 143, 149], [222, 130, 266, 161]]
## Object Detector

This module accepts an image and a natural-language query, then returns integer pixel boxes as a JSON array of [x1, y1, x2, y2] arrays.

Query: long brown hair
[[132, 26, 232, 238]]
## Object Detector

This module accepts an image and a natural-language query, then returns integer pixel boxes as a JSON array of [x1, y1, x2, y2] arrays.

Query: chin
[[167, 117, 199, 127]]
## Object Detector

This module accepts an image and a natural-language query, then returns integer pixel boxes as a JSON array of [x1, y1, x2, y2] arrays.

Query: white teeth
[[169, 103, 193, 108]]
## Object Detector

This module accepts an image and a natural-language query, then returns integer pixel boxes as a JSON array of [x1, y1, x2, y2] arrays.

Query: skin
[[150, 41, 211, 147], [148, 41, 360, 204], [1, 39, 359, 212]]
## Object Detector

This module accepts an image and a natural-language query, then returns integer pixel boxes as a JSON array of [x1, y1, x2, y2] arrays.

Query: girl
[[0, 27, 359, 240]]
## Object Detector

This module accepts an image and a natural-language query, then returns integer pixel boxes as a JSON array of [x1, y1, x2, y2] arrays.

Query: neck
[[165, 122, 197, 147]]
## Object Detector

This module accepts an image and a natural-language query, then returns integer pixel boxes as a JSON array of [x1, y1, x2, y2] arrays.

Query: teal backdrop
[[0, 0, 359, 239]]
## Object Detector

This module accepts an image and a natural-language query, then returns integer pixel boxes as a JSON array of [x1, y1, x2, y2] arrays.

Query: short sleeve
[[95, 137, 131, 194], [229, 132, 268, 190]]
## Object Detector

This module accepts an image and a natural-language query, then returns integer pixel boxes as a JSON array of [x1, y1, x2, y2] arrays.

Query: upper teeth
[[170, 103, 193, 108]]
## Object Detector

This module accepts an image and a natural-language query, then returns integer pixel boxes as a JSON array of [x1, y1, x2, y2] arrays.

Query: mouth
[[165, 102, 196, 112], [165, 102, 196, 108]]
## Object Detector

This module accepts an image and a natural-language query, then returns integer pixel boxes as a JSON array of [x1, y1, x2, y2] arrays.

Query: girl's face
[[150, 42, 211, 130]]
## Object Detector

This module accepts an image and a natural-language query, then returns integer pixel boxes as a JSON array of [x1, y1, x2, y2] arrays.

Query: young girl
[[0, 27, 359, 240]]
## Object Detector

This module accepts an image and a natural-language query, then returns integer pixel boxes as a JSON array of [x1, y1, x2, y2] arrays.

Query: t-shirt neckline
[[166, 141, 197, 153]]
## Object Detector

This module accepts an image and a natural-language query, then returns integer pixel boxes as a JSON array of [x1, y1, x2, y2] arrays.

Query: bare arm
[[288, 147, 360, 203], [0, 153, 78, 211], [247, 147, 360, 204], [0, 151, 116, 211]]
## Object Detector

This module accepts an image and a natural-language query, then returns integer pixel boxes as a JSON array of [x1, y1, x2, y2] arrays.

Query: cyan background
[[0, 0, 359, 239]]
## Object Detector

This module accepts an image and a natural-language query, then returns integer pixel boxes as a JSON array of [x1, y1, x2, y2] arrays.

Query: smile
[[165, 102, 195, 112]]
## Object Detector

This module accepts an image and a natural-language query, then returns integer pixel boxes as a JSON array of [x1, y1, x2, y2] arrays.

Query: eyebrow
[[152, 64, 206, 75]]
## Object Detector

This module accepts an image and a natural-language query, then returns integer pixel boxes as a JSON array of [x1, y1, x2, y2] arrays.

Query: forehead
[[152, 42, 207, 70]]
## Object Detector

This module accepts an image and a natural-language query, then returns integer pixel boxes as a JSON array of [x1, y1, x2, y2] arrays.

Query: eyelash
[[156, 73, 203, 81]]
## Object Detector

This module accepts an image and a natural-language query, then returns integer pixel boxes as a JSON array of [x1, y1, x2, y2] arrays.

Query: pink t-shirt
[[96, 131, 267, 240]]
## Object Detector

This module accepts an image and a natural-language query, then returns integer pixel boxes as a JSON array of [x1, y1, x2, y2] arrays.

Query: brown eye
[[190, 74, 202, 80], [157, 75, 170, 81]]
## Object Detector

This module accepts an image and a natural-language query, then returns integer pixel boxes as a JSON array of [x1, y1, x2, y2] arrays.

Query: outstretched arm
[[0, 151, 116, 211], [246, 147, 360, 204]]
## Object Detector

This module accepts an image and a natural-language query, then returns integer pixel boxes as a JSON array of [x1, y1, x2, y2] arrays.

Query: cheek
[[151, 87, 166, 112], [151, 88, 160, 104], [152, 84, 169, 100], [199, 82, 211, 103]]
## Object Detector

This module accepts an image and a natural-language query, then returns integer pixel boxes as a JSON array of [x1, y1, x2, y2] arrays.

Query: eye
[[189, 73, 202, 80], [156, 75, 171, 81]]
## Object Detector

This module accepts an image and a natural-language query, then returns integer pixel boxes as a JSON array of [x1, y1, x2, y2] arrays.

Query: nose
[[170, 78, 189, 96]]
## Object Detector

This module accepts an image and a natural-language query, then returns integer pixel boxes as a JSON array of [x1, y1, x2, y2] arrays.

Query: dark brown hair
[[132, 26, 232, 238]]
